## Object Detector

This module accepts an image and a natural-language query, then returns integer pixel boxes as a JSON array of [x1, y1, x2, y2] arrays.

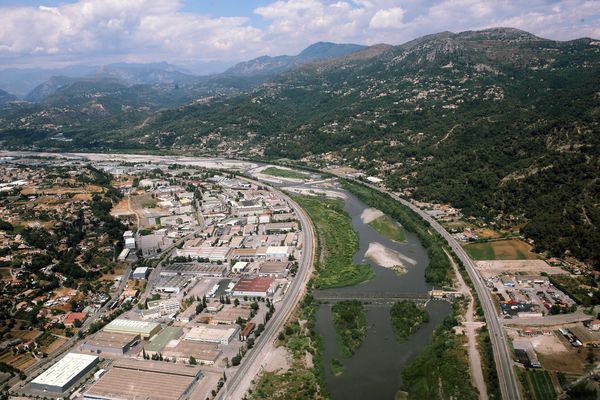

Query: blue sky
[[0, 0, 598, 71]]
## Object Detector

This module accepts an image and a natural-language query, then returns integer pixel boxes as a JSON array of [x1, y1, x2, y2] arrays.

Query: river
[[314, 190, 452, 400]]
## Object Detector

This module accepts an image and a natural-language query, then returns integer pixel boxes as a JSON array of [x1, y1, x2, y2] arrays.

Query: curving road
[[350, 178, 522, 400], [216, 181, 315, 400]]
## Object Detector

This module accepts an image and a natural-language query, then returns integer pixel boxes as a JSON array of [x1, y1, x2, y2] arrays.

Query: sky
[[0, 0, 598, 72]]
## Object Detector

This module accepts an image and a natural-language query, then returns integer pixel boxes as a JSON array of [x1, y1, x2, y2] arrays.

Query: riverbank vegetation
[[331, 300, 368, 357], [390, 301, 429, 341], [400, 313, 478, 400], [250, 293, 327, 400], [292, 194, 374, 288], [341, 180, 452, 287], [330, 358, 345, 376], [262, 167, 309, 180], [369, 215, 405, 242]]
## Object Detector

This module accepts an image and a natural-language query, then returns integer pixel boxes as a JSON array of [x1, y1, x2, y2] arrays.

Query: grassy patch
[[521, 369, 556, 400], [463, 239, 538, 260], [332, 300, 368, 357], [330, 358, 345, 376], [389, 301, 429, 341], [369, 215, 405, 242], [292, 195, 374, 288], [262, 167, 310, 180]]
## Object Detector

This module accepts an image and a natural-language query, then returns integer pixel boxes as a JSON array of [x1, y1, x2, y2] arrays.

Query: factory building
[[132, 267, 149, 280], [232, 277, 278, 298], [103, 319, 161, 340], [82, 331, 140, 355], [30, 353, 99, 393], [155, 275, 190, 294], [162, 341, 221, 365], [84, 360, 202, 400], [185, 325, 239, 345], [147, 298, 181, 316]]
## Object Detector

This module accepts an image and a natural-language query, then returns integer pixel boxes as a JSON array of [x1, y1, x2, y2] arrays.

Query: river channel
[[314, 189, 452, 400]]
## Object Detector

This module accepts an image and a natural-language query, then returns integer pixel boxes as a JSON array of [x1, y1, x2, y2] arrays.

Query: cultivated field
[[522, 370, 556, 400], [464, 239, 539, 260]]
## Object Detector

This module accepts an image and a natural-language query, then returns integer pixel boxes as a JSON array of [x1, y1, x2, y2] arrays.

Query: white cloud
[[369, 7, 406, 29], [0, 0, 598, 69]]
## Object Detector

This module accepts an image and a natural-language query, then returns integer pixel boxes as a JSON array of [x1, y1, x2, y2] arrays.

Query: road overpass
[[313, 291, 430, 304]]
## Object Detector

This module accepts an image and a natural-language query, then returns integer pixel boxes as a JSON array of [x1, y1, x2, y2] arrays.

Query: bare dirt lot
[[475, 260, 567, 278]]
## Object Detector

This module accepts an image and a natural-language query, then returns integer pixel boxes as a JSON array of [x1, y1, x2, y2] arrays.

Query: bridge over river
[[313, 291, 432, 305]]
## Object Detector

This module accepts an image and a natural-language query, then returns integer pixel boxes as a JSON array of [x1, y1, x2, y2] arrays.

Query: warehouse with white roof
[[29, 352, 99, 393]]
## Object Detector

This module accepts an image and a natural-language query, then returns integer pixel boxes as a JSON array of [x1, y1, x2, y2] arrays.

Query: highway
[[350, 178, 523, 400], [216, 181, 315, 400]]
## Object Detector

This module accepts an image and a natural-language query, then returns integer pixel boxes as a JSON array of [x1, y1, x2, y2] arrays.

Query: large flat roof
[[144, 327, 183, 353], [185, 325, 238, 342], [84, 360, 201, 400], [31, 353, 98, 388], [232, 277, 274, 293], [104, 319, 160, 335]]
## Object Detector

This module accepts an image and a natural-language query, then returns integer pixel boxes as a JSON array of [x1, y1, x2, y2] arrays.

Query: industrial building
[[103, 319, 161, 340], [155, 275, 190, 293], [82, 331, 140, 355], [30, 353, 99, 393], [143, 326, 183, 356], [84, 360, 202, 400], [185, 325, 239, 345], [232, 277, 278, 298], [162, 341, 222, 365], [160, 263, 226, 277], [147, 298, 181, 316], [132, 267, 149, 280], [258, 261, 290, 278]]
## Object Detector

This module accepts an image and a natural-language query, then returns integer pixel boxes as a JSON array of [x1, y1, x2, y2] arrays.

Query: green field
[[369, 215, 405, 242], [262, 167, 310, 180], [523, 370, 556, 400], [463, 239, 539, 260], [293, 195, 374, 288]]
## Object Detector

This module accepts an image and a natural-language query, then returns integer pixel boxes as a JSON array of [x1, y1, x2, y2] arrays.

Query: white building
[[147, 298, 180, 316], [30, 353, 99, 393], [184, 325, 239, 345], [125, 237, 136, 249], [132, 267, 149, 280]]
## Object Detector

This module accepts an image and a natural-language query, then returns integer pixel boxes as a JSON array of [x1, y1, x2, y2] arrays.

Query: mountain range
[[0, 27, 598, 268]]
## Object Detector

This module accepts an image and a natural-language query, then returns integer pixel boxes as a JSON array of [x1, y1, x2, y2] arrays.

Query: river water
[[314, 190, 451, 400]]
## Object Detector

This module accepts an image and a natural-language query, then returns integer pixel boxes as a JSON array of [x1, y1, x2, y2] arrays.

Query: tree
[[247, 338, 255, 349], [234, 299, 240, 307], [189, 356, 197, 365], [73, 319, 82, 328]]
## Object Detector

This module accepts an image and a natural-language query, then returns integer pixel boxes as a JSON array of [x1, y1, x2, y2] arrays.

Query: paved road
[[342, 178, 522, 400], [9, 265, 132, 393], [216, 181, 315, 400]]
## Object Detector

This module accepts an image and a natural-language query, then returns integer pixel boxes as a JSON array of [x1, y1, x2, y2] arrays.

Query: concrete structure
[[147, 298, 181, 316], [265, 245, 293, 259], [132, 267, 149, 280], [84, 360, 202, 400], [124, 237, 136, 249], [232, 261, 248, 273], [144, 326, 183, 356], [155, 275, 190, 293], [258, 261, 290, 278], [117, 248, 130, 262], [30, 353, 98, 393], [103, 319, 161, 340], [232, 277, 277, 298], [185, 325, 239, 345], [160, 263, 226, 277], [82, 332, 140, 355], [162, 341, 221, 365]]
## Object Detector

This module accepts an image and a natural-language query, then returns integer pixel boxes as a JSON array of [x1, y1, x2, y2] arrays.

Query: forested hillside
[[1, 27, 599, 267]]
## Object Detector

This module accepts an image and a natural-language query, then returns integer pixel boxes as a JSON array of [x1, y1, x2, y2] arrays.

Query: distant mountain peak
[[225, 42, 366, 77]]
